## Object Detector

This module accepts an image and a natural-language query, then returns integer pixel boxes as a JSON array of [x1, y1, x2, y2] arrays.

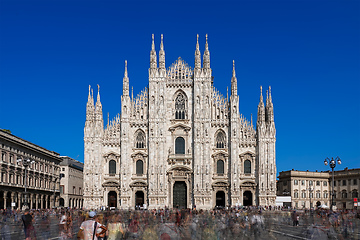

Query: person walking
[[77, 211, 106, 240], [21, 209, 36, 240]]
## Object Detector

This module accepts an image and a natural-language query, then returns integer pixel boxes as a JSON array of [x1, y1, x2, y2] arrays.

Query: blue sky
[[0, 0, 359, 175]]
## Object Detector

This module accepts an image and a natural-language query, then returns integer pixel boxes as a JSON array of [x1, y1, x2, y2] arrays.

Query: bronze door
[[173, 181, 187, 209], [108, 191, 117, 208]]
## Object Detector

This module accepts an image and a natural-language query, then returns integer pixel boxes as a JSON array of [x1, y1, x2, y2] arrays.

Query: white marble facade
[[83, 35, 276, 210]]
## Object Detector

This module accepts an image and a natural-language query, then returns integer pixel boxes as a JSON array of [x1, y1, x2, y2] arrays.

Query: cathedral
[[83, 34, 276, 210]]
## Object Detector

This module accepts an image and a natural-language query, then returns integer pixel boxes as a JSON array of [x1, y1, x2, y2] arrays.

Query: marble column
[[11, 192, 15, 210], [3, 191, 8, 209], [30, 194, 33, 209], [17, 193, 21, 209], [40, 194, 44, 209]]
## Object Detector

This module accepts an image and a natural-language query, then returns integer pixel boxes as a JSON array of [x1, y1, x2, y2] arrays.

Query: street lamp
[[53, 177, 58, 208], [324, 156, 341, 210], [308, 187, 314, 209], [17, 158, 35, 209]]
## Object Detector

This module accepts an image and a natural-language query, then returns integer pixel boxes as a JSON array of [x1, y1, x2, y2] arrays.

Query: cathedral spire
[[226, 87, 229, 100], [95, 84, 102, 110], [195, 34, 201, 69], [266, 86, 274, 122], [150, 34, 157, 69], [257, 86, 265, 123], [231, 60, 238, 95], [159, 34, 165, 69], [123, 60, 129, 96], [86, 85, 95, 121], [95, 84, 103, 123], [203, 34, 210, 69]]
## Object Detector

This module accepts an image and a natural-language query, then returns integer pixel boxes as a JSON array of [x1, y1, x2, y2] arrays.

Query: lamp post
[[308, 187, 313, 209], [17, 158, 35, 209], [53, 177, 58, 208], [324, 156, 341, 211]]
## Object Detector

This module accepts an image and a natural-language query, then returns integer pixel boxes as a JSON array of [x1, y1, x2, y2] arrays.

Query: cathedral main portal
[[108, 191, 117, 208], [173, 181, 187, 209]]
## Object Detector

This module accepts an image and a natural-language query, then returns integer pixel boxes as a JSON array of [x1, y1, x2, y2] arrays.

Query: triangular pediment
[[131, 151, 148, 158], [103, 151, 120, 159], [239, 151, 255, 158], [129, 181, 148, 188], [212, 181, 229, 188], [102, 181, 120, 187], [240, 180, 257, 186], [169, 123, 191, 132], [212, 150, 228, 158]]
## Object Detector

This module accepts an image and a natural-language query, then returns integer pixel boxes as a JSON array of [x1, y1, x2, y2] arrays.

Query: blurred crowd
[[0, 206, 359, 239]]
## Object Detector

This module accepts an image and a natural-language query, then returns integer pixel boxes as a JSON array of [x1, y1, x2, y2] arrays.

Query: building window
[[136, 160, 143, 175], [175, 92, 187, 119], [324, 181, 327, 186], [309, 192, 313, 198], [301, 180, 305, 186], [341, 190, 347, 199], [60, 185, 64, 194], [301, 191, 306, 198], [62, 168, 65, 171], [215, 131, 226, 148], [342, 180, 346, 186], [316, 181, 320, 186], [334, 181, 336, 186], [175, 137, 185, 154], [73, 186, 76, 194], [316, 192, 320, 198], [217, 160, 224, 175], [309, 180, 313, 186], [334, 191, 337, 198], [109, 160, 116, 175], [294, 191, 299, 198], [244, 160, 251, 174], [354, 179, 357, 185], [324, 191, 328, 198], [294, 180, 298, 185], [79, 187, 82, 195], [352, 190, 358, 198], [135, 130, 146, 149]]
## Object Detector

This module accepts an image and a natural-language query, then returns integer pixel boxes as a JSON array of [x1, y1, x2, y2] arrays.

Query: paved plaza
[[1, 208, 360, 239]]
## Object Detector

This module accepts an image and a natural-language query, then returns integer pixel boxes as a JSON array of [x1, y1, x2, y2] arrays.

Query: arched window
[[175, 137, 185, 154], [215, 131, 226, 148], [109, 160, 116, 175], [135, 130, 145, 149], [217, 160, 224, 175], [316, 191, 320, 198], [342, 190, 347, 199], [324, 191, 328, 198], [244, 160, 251, 174], [136, 160, 143, 175], [352, 190, 358, 198], [301, 191, 306, 198], [294, 191, 299, 198], [175, 92, 187, 119]]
